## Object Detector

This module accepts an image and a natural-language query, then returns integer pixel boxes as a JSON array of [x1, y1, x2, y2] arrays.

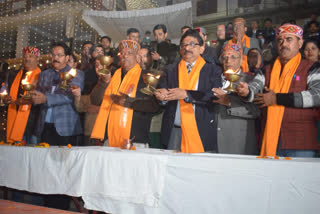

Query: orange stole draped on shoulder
[[91, 63, 141, 147], [229, 35, 250, 72], [7, 67, 41, 142], [260, 53, 301, 157], [178, 56, 206, 153]]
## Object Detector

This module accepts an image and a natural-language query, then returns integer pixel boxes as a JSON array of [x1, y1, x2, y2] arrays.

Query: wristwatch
[[184, 93, 190, 102]]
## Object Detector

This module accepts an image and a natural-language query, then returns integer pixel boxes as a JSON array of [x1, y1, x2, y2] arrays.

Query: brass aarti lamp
[[224, 69, 242, 92], [60, 68, 77, 90], [140, 70, 162, 95], [21, 71, 35, 99], [97, 55, 113, 75]]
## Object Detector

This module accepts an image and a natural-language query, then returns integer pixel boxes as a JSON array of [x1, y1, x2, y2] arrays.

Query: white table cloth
[[1, 145, 320, 214]]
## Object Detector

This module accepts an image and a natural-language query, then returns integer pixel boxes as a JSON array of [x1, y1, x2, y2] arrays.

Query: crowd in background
[[0, 13, 319, 148], [0, 11, 320, 211]]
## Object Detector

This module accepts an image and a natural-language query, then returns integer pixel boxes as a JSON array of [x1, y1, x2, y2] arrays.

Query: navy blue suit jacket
[[159, 59, 222, 151]]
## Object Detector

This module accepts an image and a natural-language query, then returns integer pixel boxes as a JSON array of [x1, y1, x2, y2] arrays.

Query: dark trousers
[[41, 123, 76, 210], [41, 123, 77, 146]]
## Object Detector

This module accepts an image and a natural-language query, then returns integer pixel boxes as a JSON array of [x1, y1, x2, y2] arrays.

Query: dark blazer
[[202, 45, 220, 65], [246, 29, 259, 38], [83, 65, 98, 95], [128, 69, 161, 143], [159, 60, 222, 151]]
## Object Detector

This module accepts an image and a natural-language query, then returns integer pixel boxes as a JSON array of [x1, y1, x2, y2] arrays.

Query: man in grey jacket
[[212, 43, 261, 155]]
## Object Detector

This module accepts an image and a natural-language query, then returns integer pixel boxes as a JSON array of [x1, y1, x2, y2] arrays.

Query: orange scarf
[[7, 67, 41, 142], [260, 53, 301, 156], [178, 56, 206, 153], [229, 35, 250, 72], [91, 63, 141, 147]]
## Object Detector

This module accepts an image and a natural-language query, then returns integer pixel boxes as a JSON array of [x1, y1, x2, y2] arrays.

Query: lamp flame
[[0, 89, 7, 95], [21, 71, 33, 85], [225, 69, 235, 74], [68, 68, 77, 77], [146, 73, 161, 79]]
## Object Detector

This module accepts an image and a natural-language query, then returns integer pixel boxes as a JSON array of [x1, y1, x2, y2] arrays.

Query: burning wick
[[60, 68, 77, 90], [224, 69, 235, 74], [68, 68, 77, 77], [0, 89, 8, 106], [0, 89, 7, 96], [146, 73, 161, 79], [21, 71, 36, 99], [21, 71, 33, 85]]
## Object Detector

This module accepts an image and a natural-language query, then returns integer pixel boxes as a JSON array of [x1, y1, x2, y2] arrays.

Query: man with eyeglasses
[[31, 42, 83, 210], [211, 43, 261, 155], [32, 42, 84, 147], [90, 44, 104, 59], [90, 40, 159, 148], [154, 29, 222, 153]]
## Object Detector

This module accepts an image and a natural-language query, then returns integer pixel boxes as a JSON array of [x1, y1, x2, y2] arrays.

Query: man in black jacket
[[150, 24, 179, 70], [154, 29, 222, 152], [195, 27, 220, 65]]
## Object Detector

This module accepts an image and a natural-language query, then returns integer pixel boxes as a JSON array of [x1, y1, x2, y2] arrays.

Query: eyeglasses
[[221, 55, 241, 61], [94, 49, 104, 53], [180, 42, 200, 49], [50, 53, 66, 58]]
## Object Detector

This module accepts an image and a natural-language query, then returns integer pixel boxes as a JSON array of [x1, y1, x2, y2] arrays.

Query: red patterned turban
[[118, 40, 140, 53], [276, 24, 303, 39], [23, 46, 40, 57]]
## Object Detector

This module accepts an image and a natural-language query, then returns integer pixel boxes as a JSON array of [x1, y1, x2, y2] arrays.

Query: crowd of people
[[0, 16, 319, 157], [1, 16, 320, 157], [0, 14, 320, 210]]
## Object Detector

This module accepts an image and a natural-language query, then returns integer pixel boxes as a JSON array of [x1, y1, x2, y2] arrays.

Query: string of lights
[[0, 1, 100, 69], [0, 0, 308, 69], [0, 0, 163, 69]]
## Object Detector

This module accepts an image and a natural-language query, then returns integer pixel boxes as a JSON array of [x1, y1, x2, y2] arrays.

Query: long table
[[0, 145, 320, 214]]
